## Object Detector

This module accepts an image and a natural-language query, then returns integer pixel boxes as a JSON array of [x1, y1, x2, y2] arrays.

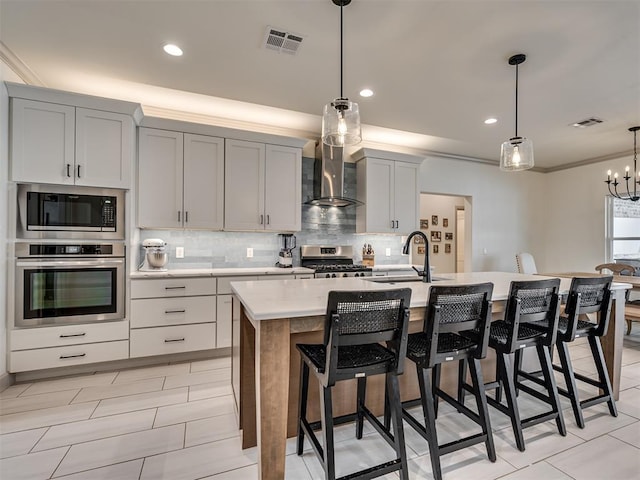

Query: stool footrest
[[581, 394, 613, 409], [337, 459, 403, 480]]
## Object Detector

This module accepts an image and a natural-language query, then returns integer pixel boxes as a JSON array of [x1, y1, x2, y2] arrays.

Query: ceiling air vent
[[263, 26, 304, 55], [571, 117, 604, 128]]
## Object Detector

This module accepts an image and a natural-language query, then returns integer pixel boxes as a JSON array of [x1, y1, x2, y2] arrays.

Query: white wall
[[540, 155, 632, 273], [0, 61, 24, 382], [418, 155, 547, 273]]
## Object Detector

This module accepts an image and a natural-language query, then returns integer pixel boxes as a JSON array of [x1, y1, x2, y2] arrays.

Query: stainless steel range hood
[[306, 143, 362, 207]]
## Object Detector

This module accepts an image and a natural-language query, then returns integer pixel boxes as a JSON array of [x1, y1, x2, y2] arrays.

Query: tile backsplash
[[139, 157, 410, 269]]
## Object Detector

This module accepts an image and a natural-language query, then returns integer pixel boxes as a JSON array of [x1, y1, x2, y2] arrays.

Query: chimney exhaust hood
[[306, 143, 362, 207]]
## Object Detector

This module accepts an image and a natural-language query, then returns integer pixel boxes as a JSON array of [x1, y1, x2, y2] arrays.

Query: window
[[606, 197, 640, 267]]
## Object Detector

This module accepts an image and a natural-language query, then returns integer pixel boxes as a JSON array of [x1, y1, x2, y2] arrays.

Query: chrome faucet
[[402, 231, 432, 283]]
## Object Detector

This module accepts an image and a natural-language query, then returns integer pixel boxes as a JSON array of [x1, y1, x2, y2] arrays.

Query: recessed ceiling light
[[484, 118, 497, 125], [359, 88, 374, 98], [163, 44, 183, 56]]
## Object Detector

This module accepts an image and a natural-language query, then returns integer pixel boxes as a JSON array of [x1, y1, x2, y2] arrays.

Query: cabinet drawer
[[131, 277, 216, 299], [131, 296, 216, 328], [9, 340, 129, 373], [217, 276, 258, 294], [130, 323, 216, 358], [10, 321, 129, 351]]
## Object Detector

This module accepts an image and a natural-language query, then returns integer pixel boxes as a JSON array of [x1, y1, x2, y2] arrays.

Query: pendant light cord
[[340, 0, 344, 99], [514, 63, 519, 138]]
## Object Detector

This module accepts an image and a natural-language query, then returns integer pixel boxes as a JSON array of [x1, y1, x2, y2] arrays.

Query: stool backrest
[[563, 276, 613, 338], [504, 278, 561, 349], [324, 288, 412, 379], [423, 283, 494, 365]]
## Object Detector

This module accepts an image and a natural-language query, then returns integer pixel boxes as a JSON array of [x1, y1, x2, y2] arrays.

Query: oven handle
[[16, 259, 124, 268]]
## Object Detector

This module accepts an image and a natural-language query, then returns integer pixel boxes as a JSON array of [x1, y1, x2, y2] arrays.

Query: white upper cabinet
[[354, 148, 423, 234], [225, 139, 301, 232], [137, 127, 224, 230], [10, 98, 134, 188]]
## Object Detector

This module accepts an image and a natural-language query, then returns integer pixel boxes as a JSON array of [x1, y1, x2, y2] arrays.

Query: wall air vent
[[263, 26, 304, 55], [571, 117, 604, 128]]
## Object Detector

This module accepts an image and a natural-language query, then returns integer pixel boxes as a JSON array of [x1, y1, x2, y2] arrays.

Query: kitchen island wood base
[[231, 273, 630, 480]]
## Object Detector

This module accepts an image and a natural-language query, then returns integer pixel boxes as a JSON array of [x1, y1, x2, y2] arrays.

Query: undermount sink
[[368, 276, 450, 285]]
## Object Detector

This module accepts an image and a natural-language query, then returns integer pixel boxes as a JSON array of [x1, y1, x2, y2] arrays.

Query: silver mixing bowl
[[146, 252, 168, 268]]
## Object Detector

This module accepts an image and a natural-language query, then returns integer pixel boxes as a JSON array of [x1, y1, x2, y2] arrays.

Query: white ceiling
[[1, 0, 639, 171]]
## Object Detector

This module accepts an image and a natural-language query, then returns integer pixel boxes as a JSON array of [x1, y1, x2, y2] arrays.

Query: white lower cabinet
[[8, 321, 129, 373], [130, 277, 217, 358], [10, 341, 129, 372], [216, 296, 233, 348], [130, 323, 216, 358]]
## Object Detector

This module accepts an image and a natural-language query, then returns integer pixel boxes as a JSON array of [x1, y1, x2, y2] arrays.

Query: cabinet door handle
[[260, 214, 264, 225], [60, 333, 86, 338], [66, 164, 72, 177], [60, 353, 86, 359], [395, 220, 399, 228], [165, 286, 186, 290], [178, 211, 181, 222], [76, 165, 81, 178], [165, 309, 186, 314], [185, 211, 189, 223], [266, 214, 270, 225], [164, 338, 185, 343], [390, 220, 395, 229]]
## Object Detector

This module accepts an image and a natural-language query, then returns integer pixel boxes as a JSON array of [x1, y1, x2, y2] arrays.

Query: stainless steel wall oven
[[15, 242, 125, 327]]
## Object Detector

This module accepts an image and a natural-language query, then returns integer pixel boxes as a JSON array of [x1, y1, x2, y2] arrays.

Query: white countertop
[[231, 271, 633, 322], [130, 266, 314, 278]]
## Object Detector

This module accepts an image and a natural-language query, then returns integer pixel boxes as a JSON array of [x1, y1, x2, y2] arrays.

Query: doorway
[[416, 193, 472, 274]]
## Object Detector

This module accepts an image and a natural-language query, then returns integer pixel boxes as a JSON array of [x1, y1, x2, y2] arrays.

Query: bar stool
[[401, 283, 496, 480], [460, 278, 566, 452], [296, 288, 412, 480], [519, 276, 616, 428]]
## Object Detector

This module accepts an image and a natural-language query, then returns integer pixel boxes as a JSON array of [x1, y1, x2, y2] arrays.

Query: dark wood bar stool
[[519, 276, 617, 428], [296, 288, 412, 480], [401, 283, 496, 480], [460, 278, 566, 452]]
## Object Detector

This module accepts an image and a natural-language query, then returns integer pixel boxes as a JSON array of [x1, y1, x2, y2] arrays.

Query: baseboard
[[0, 371, 16, 392], [14, 347, 231, 383]]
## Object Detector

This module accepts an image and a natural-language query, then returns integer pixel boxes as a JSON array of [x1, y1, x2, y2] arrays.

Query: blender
[[140, 238, 168, 271], [277, 234, 296, 268]]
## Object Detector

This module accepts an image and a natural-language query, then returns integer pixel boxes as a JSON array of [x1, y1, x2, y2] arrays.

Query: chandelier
[[605, 126, 640, 202]]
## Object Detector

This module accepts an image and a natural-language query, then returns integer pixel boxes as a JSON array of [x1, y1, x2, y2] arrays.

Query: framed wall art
[[417, 246, 425, 255], [431, 215, 438, 226], [445, 243, 451, 254], [445, 232, 453, 241], [443, 218, 449, 228], [420, 218, 429, 229], [430, 230, 441, 242], [433, 244, 439, 254]]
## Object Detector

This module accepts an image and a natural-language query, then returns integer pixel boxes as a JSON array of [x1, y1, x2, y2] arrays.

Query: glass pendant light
[[500, 54, 534, 171], [321, 0, 362, 146]]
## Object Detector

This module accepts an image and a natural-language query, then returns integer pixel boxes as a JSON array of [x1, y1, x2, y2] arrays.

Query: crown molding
[[0, 41, 45, 86]]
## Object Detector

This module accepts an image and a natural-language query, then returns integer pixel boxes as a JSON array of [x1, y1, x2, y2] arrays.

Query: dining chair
[[519, 276, 616, 428], [296, 288, 412, 480], [595, 263, 640, 334], [460, 278, 565, 451], [516, 252, 538, 274], [401, 283, 496, 480], [595, 262, 636, 276]]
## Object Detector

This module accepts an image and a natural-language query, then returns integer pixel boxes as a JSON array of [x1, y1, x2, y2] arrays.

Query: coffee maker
[[277, 234, 296, 268], [140, 238, 168, 272]]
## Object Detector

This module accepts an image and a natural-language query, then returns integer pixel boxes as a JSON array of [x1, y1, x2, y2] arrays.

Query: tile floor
[[1, 333, 639, 480]]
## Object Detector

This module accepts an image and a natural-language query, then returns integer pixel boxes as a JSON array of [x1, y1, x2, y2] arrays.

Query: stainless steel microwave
[[17, 184, 125, 240]]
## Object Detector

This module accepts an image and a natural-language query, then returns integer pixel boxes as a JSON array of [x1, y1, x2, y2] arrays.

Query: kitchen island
[[231, 272, 631, 480]]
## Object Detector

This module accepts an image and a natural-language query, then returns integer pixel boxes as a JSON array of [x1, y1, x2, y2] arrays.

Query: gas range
[[300, 245, 372, 278]]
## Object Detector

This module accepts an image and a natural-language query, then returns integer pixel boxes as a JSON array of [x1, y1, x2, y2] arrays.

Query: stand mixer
[[277, 234, 296, 268], [140, 238, 168, 272]]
